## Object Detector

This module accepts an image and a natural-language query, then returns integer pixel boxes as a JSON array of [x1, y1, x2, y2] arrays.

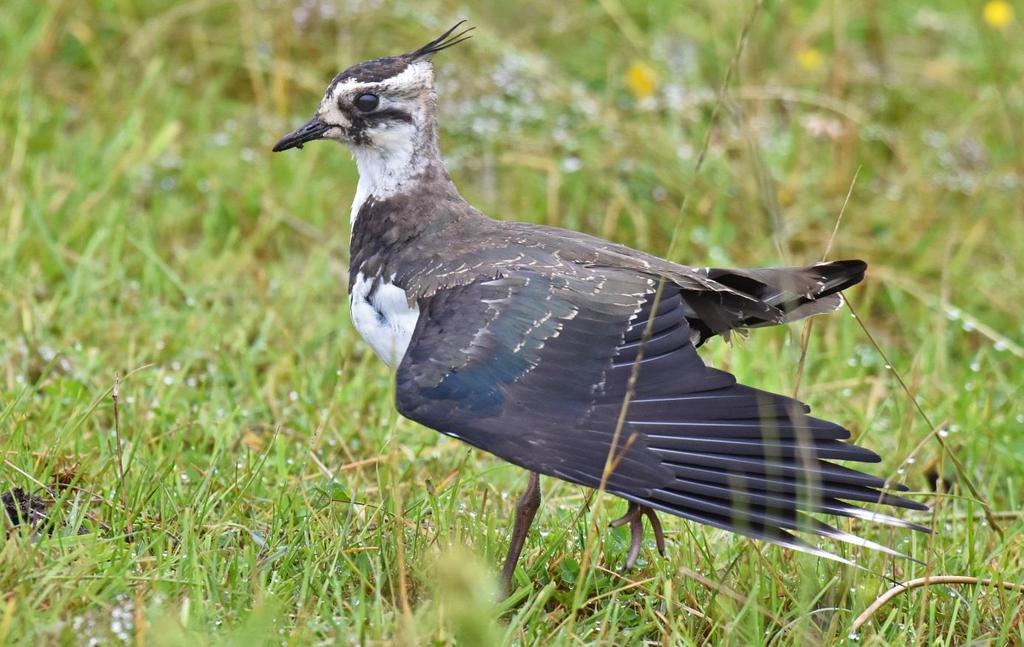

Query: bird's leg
[[641, 506, 666, 556], [499, 471, 541, 596], [609, 502, 666, 569]]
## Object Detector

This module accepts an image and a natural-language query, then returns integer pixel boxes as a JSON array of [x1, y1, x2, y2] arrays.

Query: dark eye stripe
[[345, 107, 415, 145], [362, 108, 414, 124]]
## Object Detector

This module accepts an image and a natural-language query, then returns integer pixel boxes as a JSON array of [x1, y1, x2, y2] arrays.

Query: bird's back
[[351, 197, 866, 348]]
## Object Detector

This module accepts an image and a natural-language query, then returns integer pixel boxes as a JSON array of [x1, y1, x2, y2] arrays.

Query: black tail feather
[[685, 259, 867, 343]]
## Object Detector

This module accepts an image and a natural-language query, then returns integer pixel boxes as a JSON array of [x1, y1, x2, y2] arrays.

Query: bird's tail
[[705, 259, 866, 321], [683, 260, 866, 343]]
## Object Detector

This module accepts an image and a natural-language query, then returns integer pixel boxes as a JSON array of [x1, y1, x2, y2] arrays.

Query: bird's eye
[[354, 93, 380, 112]]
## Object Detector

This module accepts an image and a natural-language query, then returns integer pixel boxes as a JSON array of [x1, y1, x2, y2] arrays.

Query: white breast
[[349, 272, 420, 367]]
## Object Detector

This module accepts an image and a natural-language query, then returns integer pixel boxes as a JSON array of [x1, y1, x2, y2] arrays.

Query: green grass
[[2, 0, 1023, 644]]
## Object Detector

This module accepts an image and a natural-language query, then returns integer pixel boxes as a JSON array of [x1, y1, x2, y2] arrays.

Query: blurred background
[[1, 0, 1022, 644]]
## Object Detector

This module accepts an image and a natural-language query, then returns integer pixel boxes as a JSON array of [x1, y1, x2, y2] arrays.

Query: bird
[[272, 22, 927, 594]]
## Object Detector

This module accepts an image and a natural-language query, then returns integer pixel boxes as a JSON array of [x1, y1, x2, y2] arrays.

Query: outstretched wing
[[395, 267, 926, 558]]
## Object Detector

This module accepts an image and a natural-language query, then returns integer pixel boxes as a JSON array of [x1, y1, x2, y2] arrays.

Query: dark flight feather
[[395, 266, 926, 561]]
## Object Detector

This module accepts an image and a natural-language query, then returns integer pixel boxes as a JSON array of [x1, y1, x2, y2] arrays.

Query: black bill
[[272, 117, 332, 152]]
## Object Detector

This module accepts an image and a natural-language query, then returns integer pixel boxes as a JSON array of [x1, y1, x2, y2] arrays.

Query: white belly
[[349, 272, 420, 367]]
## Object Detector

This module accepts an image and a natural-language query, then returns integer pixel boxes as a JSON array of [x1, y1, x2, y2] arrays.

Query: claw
[[609, 501, 641, 529], [609, 502, 666, 569]]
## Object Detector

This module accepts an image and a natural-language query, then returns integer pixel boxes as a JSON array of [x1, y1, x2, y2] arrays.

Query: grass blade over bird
[[272, 23, 927, 594]]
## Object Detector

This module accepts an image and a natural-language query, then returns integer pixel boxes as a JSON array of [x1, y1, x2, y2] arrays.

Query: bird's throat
[[349, 121, 443, 229]]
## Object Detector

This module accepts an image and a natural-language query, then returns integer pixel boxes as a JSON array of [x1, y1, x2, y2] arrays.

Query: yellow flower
[[626, 61, 657, 101], [796, 47, 823, 71], [984, 1, 1014, 28]]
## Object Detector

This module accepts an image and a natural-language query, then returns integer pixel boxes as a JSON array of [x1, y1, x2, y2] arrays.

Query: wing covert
[[396, 268, 671, 494]]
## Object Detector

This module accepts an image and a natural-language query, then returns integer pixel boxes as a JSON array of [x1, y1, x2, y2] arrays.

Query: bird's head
[[272, 22, 471, 155]]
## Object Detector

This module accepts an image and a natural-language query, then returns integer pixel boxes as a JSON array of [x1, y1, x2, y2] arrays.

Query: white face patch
[[319, 61, 437, 228], [349, 272, 420, 367], [378, 60, 435, 94]]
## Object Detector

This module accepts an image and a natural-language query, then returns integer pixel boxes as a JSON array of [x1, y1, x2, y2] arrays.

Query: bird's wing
[[395, 267, 926, 558], [493, 222, 866, 343]]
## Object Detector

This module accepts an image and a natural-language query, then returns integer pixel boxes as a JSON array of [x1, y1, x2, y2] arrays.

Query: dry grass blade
[[110, 373, 131, 534], [852, 576, 1024, 631]]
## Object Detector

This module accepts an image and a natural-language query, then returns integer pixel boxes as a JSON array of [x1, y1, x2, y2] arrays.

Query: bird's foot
[[609, 502, 666, 570]]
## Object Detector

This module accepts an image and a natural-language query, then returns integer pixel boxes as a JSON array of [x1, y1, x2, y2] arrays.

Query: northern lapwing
[[273, 23, 927, 593]]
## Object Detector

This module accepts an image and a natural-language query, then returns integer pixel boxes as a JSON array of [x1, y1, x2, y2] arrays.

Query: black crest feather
[[409, 21, 474, 59]]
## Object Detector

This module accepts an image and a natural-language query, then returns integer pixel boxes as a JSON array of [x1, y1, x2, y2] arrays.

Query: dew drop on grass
[[561, 156, 582, 173], [994, 340, 1007, 352]]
